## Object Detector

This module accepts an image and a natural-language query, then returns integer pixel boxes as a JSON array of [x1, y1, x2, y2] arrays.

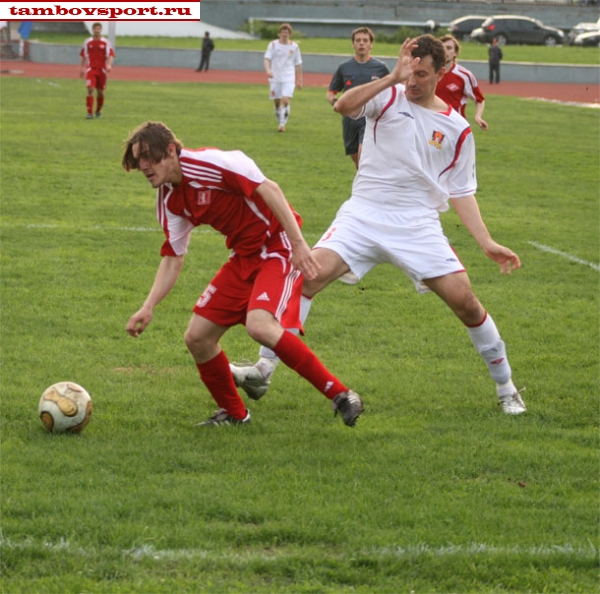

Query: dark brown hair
[[412, 34, 447, 72], [122, 121, 183, 171]]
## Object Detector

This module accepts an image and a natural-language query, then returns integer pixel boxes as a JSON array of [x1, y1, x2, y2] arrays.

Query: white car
[[572, 29, 600, 47], [568, 17, 600, 44]]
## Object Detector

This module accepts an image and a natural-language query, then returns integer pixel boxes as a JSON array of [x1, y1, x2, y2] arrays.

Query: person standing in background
[[488, 38, 503, 84], [326, 27, 390, 168], [264, 23, 303, 132], [80, 22, 114, 119], [436, 34, 487, 131], [196, 31, 215, 72]]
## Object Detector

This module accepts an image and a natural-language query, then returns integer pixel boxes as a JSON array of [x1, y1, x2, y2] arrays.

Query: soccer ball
[[38, 382, 93, 434]]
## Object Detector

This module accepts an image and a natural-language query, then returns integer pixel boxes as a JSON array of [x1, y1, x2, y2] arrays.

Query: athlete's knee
[[456, 293, 486, 326], [245, 310, 282, 347], [302, 276, 327, 299], [184, 327, 212, 358]]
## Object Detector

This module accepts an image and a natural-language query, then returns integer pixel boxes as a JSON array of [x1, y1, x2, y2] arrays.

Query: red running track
[[1, 60, 598, 105]]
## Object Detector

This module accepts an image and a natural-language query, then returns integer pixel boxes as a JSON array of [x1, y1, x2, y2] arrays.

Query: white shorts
[[313, 198, 465, 293], [269, 80, 295, 100]]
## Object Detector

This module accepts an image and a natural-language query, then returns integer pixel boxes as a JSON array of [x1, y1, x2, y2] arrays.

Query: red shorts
[[85, 69, 107, 91], [193, 240, 303, 331]]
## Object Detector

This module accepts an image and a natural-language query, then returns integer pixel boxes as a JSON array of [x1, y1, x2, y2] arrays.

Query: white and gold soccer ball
[[38, 382, 93, 434]]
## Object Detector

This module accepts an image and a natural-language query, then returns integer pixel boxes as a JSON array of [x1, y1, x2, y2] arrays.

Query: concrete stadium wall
[[28, 41, 600, 84], [201, 1, 600, 36]]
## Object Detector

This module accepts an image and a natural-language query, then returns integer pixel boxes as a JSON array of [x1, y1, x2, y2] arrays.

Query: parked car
[[447, 15, 488, 41], [572, 29, 600, 46], [568, 17, 600, 44], [470, 15, 565, 46]]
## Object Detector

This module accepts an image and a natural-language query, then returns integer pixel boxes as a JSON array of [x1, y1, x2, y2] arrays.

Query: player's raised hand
[[391, 37, 420, 84]]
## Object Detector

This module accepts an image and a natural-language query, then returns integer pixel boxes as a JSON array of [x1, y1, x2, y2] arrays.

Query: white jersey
[[264, 40, 302, 83], [352, 83, 476, 216]]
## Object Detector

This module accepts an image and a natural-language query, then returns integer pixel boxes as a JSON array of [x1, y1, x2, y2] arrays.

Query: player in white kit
[[264, 23, 303, 132], [233, 35, 526, 415]]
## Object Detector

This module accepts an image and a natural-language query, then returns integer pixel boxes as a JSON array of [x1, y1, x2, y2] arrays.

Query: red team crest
[[429, 130, 445, 149]]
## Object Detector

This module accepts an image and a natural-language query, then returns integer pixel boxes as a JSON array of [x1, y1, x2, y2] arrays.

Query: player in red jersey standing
[[80, 22, 115, 119], [122, 121, 363, 428], [436, 34, 487, 131]]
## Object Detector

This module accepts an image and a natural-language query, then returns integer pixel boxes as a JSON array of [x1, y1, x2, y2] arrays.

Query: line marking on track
[[529, 241, 600, 272]]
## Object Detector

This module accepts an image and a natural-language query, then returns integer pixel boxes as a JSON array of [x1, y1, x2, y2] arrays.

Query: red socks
[[86, 96, 104, 115], [196, 350, 247, 420], [273, 331, 347, 399]]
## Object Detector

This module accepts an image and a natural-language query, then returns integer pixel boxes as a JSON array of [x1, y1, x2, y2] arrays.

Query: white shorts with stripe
[[313, 198, 465, 293]]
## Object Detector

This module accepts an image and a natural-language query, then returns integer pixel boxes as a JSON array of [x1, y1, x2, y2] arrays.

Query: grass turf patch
[[1, 77, 598, 592]]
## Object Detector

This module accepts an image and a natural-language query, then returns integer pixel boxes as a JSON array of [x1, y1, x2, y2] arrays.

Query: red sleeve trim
[[373, 86, 397, 144], [440, 126, 472, 177]]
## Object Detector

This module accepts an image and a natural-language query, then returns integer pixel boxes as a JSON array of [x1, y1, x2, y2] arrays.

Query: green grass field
[[1, 77, 598, 592], [27, 32, 600, 65]]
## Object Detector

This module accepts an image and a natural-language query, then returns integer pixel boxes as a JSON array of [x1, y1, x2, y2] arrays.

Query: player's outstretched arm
[[450, 196, 521, 275], [255, 180, 321, 281], [127, 255, 184, 337]]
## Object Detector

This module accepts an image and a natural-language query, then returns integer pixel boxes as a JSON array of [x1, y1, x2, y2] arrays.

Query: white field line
[[1, 222, 323, 240], [529, 241, 600, 272], [5, 226, 599, 266], [528, 98, 600, 110], [0, 536, 597, 562], [14, 223, 162, 233]]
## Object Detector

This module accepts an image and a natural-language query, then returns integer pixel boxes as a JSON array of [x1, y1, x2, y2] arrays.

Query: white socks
[[467, 313, 513, 386], [257, 295, 313, 374], [256, 305, 516, 395]]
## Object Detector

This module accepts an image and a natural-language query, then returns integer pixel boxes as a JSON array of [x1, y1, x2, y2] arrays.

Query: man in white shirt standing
[[233, 35, 527, 416], [264, 23, 303, 132]]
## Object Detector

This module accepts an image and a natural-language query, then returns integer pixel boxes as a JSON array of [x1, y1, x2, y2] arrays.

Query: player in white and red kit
[[436, 35, 487, 131], [79, 22, 114, 119], [264, 23, 302, 132], [122, 121, 363, 427], [233, 36, 526, 415]]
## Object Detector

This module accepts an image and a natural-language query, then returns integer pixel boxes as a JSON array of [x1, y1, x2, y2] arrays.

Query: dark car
[[572, 29, 600, 47], [470, 15, 565, 46], [447, 15, 488, 41]]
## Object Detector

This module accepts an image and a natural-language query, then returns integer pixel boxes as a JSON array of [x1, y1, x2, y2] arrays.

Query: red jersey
[[80, 36, 114, 71], [156, 148, 302, 257], [436, 63, 485, 118]]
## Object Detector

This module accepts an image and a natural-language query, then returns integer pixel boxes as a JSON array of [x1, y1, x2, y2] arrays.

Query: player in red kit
[[80, 22, 115, 119], [436, 34, 487, 131], [122, 121, 364, 428]]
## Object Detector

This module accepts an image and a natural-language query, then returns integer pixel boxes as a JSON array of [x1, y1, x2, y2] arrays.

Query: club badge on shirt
[[196, 190, 211, 205], [429, 131, 445, 149]]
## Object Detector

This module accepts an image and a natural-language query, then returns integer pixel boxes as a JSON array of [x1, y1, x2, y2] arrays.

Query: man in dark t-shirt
[[327, 27, 390, 168]]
